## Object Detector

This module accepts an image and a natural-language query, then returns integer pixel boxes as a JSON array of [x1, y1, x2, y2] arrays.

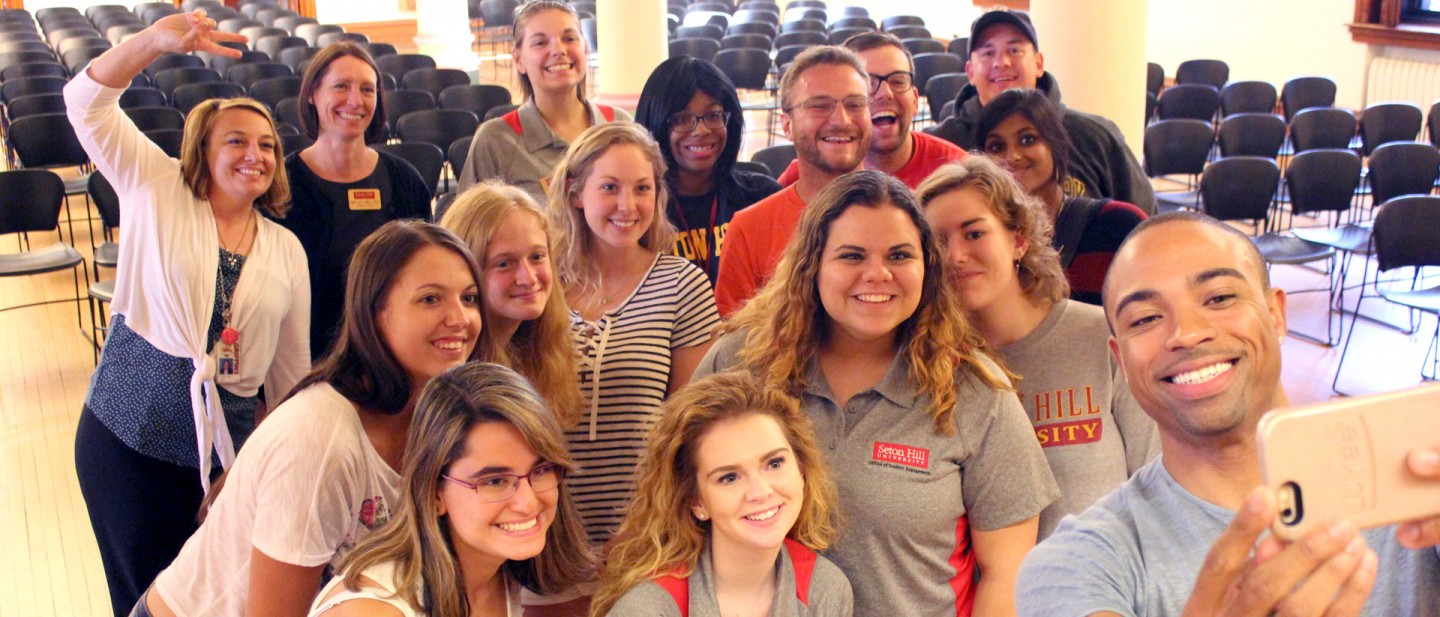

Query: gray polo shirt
[[456, 99, 633, 201], [695, 332, 1060, 617], [607, 544, 853, 616]]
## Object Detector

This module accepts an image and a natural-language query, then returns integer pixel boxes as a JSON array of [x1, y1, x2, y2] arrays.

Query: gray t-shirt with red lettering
[[995, 300, 1160, 539], [696, 333, 1059, 617]]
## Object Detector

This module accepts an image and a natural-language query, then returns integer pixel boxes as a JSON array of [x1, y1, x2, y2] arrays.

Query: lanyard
[[671, 195, 720, 280]]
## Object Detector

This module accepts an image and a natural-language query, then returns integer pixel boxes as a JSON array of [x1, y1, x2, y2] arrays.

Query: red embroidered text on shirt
[[873, 441, 930, 469]]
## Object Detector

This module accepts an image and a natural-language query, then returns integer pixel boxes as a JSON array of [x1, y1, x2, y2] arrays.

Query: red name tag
[[872, 441, 930, 469]]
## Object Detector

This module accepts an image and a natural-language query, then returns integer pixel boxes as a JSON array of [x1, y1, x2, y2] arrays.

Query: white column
[[1029, 0, 1149, 149], [594, 0, 668, 112], [413, 0, 478, 73]]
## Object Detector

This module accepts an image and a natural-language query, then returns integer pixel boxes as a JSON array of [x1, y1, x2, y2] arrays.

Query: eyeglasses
[[868, 71, 914, 95], [786, 95, 871, 118], [669, 110, 730, 133], [443, 463, 564, 503]]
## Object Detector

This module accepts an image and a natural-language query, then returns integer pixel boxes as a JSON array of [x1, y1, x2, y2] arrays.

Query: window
[[1405, 0, 1440, 22]]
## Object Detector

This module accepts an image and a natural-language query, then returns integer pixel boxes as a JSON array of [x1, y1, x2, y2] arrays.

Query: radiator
[[1365, 56, 1440, 110]]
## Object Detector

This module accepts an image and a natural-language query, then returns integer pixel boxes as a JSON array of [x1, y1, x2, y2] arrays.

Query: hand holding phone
[[1256, 384, 1440, 542]]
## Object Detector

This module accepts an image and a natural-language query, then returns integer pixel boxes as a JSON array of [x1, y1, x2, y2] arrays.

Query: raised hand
[[148, 10, 248, 58]]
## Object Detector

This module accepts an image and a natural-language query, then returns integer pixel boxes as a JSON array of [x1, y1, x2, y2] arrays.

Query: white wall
[[315, 0, 414, 25], [1146, 0, 1372, 110]]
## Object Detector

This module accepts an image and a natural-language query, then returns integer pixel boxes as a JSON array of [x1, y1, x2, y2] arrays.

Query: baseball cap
[[969, 10, 1039, 53]]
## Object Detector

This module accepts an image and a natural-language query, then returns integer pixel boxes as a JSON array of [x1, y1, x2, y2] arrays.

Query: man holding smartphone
[[1015, 211, 1440, 616]]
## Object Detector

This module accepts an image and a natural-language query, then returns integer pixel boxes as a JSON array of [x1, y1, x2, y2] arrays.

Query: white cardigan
[[65, 69, 311, 490]]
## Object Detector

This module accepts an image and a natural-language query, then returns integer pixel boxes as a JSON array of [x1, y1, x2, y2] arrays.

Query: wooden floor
[[4, 54, 1437, 617]]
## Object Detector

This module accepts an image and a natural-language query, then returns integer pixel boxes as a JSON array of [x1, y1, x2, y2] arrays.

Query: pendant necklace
[[215, 209, 254, 384]]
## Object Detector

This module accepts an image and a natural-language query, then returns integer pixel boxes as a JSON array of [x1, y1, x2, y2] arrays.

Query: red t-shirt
[[714, 185, 806, 317], [775, 132, 967, 189]]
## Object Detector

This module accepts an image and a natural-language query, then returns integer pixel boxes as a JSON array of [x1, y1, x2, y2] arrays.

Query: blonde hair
[[726, 171, 1009, 436], [512, 0, 588, 104], [439, 180, 583, 425], [179, 97, 291, 218], [336, 363, 594, 617], [915, 156, 1070, 304], [545, 122, 676, 299], [591, 371, 840, 616]]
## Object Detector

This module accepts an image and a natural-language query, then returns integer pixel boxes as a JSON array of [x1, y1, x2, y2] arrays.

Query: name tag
[[348, 189, 381, 211]]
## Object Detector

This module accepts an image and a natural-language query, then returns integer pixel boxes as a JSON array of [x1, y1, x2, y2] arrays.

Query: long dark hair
[[635, 56, 745, 195], [975, 88, 1072, 185], [285, 220, 485, 414]]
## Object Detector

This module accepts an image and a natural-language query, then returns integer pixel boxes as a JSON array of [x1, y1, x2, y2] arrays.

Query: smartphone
[[1256, 383, 1440, 541]]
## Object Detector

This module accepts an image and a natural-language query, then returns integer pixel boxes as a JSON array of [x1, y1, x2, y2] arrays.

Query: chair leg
[[1423, 315, 1440, 382], [1332, 291, 1370, 394]]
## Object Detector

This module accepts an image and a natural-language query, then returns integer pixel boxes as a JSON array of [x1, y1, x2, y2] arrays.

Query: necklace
[[215, 209, 255, 384]]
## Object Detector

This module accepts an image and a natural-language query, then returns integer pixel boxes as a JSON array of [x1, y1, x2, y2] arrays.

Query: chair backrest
[[1200, 156, 1280, 223], [669, 37, 720, 62], [248, 76, 302, 109], [1146, 62, 1164, 96], [901, 37, 944, 56], [727, 21, 777, 38], [830, 16, 875, 31], [275, 96, 301, 127], [1285, 148, 1362, 217], [8, 113, 87, 169], [317, 31, 368, 47], [881, 15, 924, 30], [1, 75, 65, 104], [382, 89, 438, 135], [1218, 113, 1286, 158], [886, 26, 930, 41], [911, 52, 963, 97], [483, 103, 517, 122], [123, 105, 186, 132], [713, 48, 771, 90], [227, 61, 292, 89], [925, 73, 966, 123], [675, 24, 724, 41], [4, 92, 66, 119], [374, 142, 443, 199], [172, 81, 246, 114], [218, 17, 263, 33], [478, 0, 520, 26], [1289, 107, 1355, 153], [1143, 119, 1214, 177], [152, 66, 221, 97], [1429, 99, 1440, 149], [1372, 195, 1440, 272], [145, 128, 184, 157], [0, 169, 65, 235], [1281, 76, 1336, 122], [438, 83, 512, 119], [1, 50, 61, 70], [1220, 80, 1276, 117], [254, 35, 306, 60], [1156, 83, 1221, 122], [88, 171, 121, 229], [1368, 142, 1440, 205], [733, 9, 780, 26], [774, 30, 824, 49], [402, 68, 472, 100], [376, 53, 437, 83], [447, 135, 472, 179], [720, 33, 772, 51], [119, 86, 167, 109], [1175, 59, 1228, 89], [751, 144, 796, 180], [362, 42, 397, 59], [209, 49, 269, 75], [395, 108, 480, 152], [1359, 102, 1422, 156], [827, 27, 868, 46], [296, 23, 343, 47], [948, 37, 968, 58], [274, 15, 317, 35], [239, 25, 287, 46], [781, 18, 825, 34]]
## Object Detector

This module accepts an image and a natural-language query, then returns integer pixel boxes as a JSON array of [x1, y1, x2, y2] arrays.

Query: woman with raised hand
[[141, 221, 484, 617], [694, 170, 1058, 617], [279, 41, 432, 359], [457, 0, 632, 201], [594, 371, 852, 616], [634, 56, 780, 284], [975, 89, 1146, 305], [439, 180, 582, 424], [544, 122, 719, 544], [64, 11, 308, 615], [309, 362, 594, 617], [917, 156, 1158, 540]]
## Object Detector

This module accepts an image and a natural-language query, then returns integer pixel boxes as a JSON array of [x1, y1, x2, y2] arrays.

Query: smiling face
[[438, 421, 558, 572], [981, 113, 1056, 196], [783, 63, 872, 177], [965, 23, 1044, 105], [691, 413, 804, 558], [858, 45, 918, 158], [376, 245, 483, 390], [309, 54, 378, 140], [925, 186, 1028, 316], [204, 108, 278, 204], [1105, 220, 1288, 444], [482, 210, 553, 332], [817, 203, 925, 348], [514, 8, 586, 97], [667, 90, 728, 184], [574, 143, 658, 252]]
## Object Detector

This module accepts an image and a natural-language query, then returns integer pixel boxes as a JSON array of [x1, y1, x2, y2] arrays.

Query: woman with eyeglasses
[[696, 170, 1058, 616], [456, 0, 632, 201], [634, 56, 780, 285], [310, 362, 593, 617]]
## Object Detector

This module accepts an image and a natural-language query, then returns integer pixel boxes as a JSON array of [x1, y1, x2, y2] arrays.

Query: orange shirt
[[713, 185, 806, 317]]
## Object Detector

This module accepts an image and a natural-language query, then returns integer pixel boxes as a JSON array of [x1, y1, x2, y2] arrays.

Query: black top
[[667, 169, 781, 284], [272, 149, 432, 359]]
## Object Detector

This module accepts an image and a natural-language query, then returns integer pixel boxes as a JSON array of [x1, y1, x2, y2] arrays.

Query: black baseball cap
[[969, 10, 1039, 53]]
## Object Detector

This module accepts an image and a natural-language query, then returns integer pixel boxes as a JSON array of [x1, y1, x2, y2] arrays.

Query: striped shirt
[[566, 254, 720, 545]]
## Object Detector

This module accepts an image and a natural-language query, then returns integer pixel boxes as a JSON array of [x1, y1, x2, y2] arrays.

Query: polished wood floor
[[3, 52, 1435, 617]]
